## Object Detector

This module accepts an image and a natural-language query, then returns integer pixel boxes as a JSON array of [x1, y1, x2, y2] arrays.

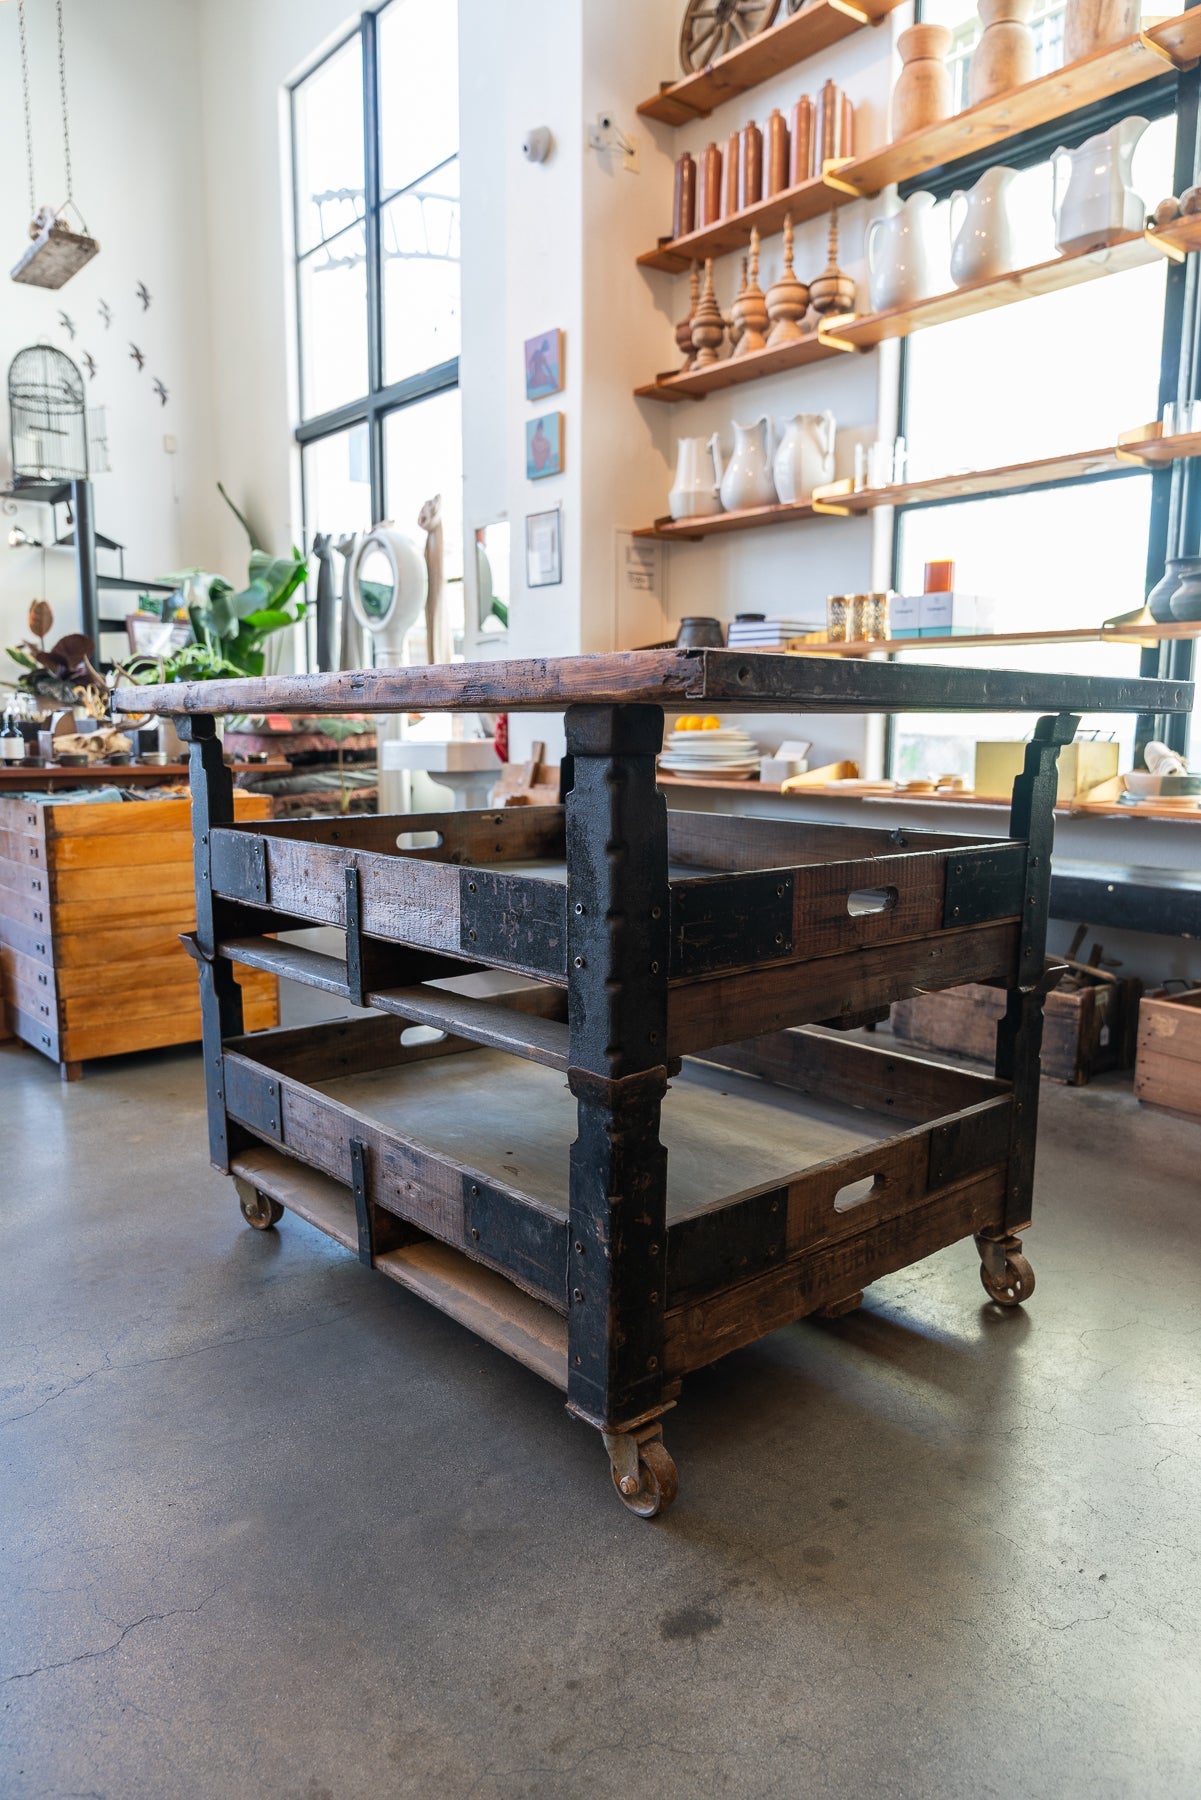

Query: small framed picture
[[526, 411, 564, 481], [525, 508, 562, 587], [524, 329, 563, 400]]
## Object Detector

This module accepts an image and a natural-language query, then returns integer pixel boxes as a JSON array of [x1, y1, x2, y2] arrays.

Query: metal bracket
[[460, 867, 568, 974], [344, 865, 368, 1007], [943, 846, 1027, 928], [464, 1176, 568, 1303], [350, 1136, 373, 1267], [210, 831, 268, 906], [223, 1057, 282, 1142], [671, 872, 794, 977], [666, 1185, 787, 1304]]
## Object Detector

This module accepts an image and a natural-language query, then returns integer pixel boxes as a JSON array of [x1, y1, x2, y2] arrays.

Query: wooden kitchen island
[[115, 650, 1191, 1517]]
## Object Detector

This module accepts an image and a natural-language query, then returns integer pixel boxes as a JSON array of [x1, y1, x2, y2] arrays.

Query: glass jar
[[857, 593, 890, 641], [827, 594, 850, 642]]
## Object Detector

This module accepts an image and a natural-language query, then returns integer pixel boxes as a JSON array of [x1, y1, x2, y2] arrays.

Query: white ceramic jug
[[669, 433, 722, 520], [772, 412, 836, 505], [715, 417, 777, 512], [865, 191, 939, 312], [1052, 117, 1149, 256], [949, 166, 1018, 287]]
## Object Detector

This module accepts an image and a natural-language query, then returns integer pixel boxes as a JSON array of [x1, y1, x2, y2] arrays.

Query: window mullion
[[362, 7, 385, 522]]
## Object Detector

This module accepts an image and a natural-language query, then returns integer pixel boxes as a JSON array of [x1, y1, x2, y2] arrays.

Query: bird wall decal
[[129, 343, 145, 370], [98, 299, 112, 329], [136, 281, 151, 311], [57, 310, 76, 338], [152, 377, 168, 406], [82, 351, 97, 379]]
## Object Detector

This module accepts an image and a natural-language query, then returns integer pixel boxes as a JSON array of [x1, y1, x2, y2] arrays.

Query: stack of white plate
[[659, 726, 760, 780]]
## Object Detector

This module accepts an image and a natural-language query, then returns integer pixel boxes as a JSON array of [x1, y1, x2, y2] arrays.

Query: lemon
[[676, 714, 701, 731], [700, 715, 721, 730]]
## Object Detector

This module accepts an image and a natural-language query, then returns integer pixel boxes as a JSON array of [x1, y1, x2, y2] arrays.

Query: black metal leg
[[563, 704, 671, 1439], [177, 715, 243, 1171], [992, 712, 1078, 1235]]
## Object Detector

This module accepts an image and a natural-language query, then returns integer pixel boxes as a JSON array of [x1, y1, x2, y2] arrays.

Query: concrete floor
[[1, 1037, 1199, 1799]]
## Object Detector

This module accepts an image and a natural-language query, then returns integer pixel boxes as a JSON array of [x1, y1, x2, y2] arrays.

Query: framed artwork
[[525, 508, 562, 587], [526, 412, 563, 481], [524, 329, 563, 400]]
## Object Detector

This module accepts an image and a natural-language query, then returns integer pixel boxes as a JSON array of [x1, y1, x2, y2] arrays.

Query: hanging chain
[[56, 0, 74, 210], [18, 0, 36, 219]]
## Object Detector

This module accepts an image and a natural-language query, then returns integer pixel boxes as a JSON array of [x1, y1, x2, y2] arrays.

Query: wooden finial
[[765, 212, 810, 348], [691, 258, 727, 366], [675, 260, 701, 371], [731, 226, 768, 358]]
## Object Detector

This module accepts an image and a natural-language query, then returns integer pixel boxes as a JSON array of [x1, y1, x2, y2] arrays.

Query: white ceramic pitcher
[[865, 191, 939, 312], [949, 165, 1017, 287], [1052, 117, 1148, 256], [715, 417, 777, 512], [669, 433, 722, 520], [772, 411, 836, 505]]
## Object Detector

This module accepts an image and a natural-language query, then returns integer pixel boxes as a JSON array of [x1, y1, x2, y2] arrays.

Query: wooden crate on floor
[[1135, 987, 1201, 1119], [0, 792, 277, 1079], [891, 963, 1140, 1085]]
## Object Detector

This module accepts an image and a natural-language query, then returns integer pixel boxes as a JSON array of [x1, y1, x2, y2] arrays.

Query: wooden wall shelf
[[1147, 212, 1201, 258], [837, 18, 1201, 198], [1117, 423, 1201, 463], [788, 621, 1201, 657], [813, 446, 1129, 514], [635, 330, 842, 402], [819, 230, 1159, 351], [637, 0, 904, 127], [633, 498, 818, 541], [635, 15, 1201, 274]]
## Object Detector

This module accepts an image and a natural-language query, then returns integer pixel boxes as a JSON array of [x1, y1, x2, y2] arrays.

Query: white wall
[[0, 0, 218, 668]]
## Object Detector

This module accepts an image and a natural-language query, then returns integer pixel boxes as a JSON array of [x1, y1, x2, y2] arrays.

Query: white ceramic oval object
[[865, 192, 938, 312], [772, 411, 836, 505], [949, 165, 1018, 287], [718, 416, 777, 511], [669, 433, 723, 519], [1052, 117, 1149, 256]]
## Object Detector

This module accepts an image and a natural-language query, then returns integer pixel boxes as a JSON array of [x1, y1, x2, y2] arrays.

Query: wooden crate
[[891, 964, 1140, 1085], [0, 792, 277, 1078], [1135, 987, 1201, 1118]]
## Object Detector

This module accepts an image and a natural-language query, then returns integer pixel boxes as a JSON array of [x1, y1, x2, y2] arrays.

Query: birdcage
[[7, 343, 106, 486]]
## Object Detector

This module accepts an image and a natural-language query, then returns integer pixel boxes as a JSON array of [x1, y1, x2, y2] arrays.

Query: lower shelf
[[230, 1143, 569, 1389]]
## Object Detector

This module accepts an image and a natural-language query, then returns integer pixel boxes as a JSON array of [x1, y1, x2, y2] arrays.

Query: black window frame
[[884, 52, 1201, 770], [290, 4, 460, 536]]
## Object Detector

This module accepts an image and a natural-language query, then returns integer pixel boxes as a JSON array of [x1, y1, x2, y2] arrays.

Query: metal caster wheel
[[604, 1426, 679, 1520], [236, 1182, 283, 1231], [979, 1245, 1037, 1303]]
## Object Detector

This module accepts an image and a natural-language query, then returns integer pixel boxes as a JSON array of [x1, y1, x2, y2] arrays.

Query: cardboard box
[[919, 591, 978, 635], [889, 594, 921, 638], [973, 738, 1120, 803]]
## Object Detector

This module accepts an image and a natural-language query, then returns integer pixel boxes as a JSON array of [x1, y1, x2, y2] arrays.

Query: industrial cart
[[118, 650, 1190, 1517]]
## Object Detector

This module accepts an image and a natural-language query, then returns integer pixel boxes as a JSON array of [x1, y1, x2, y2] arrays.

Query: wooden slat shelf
[[1147, 211, 1201, 258], [818, 230, 1159, 352], [835, 17, 1201, 197], [791, 621, 1201, 656], [658, 772, 1201, 821], [635, 14, 1201, 273], [1116, 422, 1201, 463], [812, 446, 1126, 514], [633, 497, 817, 540], [635, 329, 841, 402], [637, 0, 905, 127]]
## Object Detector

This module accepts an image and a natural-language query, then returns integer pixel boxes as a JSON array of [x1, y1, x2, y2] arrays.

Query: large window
[[291, 1, 462, 664], [887, 5, 1197, 775]]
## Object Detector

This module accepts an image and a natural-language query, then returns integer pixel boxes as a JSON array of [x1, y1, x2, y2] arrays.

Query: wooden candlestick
[[691, 258, 727, 366], [765, 108, 789, 196], [765, 215, 810, 347], [731, 227, 768, 357], [676, 262, 701, 371], [723, 129, 741, 216], [790, 96, 814, 186], [808, 211, 856, 317], [739, 121, 763, 210], [728, 255, 749, 353], [699, 142, 723, 227]]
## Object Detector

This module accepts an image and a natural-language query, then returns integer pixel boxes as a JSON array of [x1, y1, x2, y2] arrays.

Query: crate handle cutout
[[401, 1025, 447, 1047], [846, 886, 898, 917], [396, 830, 443, 851], [834, 1172, 886, 1212]]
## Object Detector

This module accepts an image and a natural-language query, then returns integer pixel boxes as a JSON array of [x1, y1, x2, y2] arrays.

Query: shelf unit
[[636, 328, 841, 403], [637, 0, 905, 126], [633, 497, 817, 541], [818, 230, 1159, 351], [635, 424, 1201, 544], [785, 621, 1201, 656], [1148, 211, 1201, 258], [116, 653, 1191, 1519], [635, 14, 1201, 273]]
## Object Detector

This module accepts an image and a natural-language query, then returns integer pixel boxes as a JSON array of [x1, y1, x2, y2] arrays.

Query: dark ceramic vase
[[1147, 557, 1201, 621], [1170, 565, 1201, 621], [675, 616, 725, 648]]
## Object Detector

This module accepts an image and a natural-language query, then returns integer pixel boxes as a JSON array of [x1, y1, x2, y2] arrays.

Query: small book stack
[[727, 615, 821, 649]]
